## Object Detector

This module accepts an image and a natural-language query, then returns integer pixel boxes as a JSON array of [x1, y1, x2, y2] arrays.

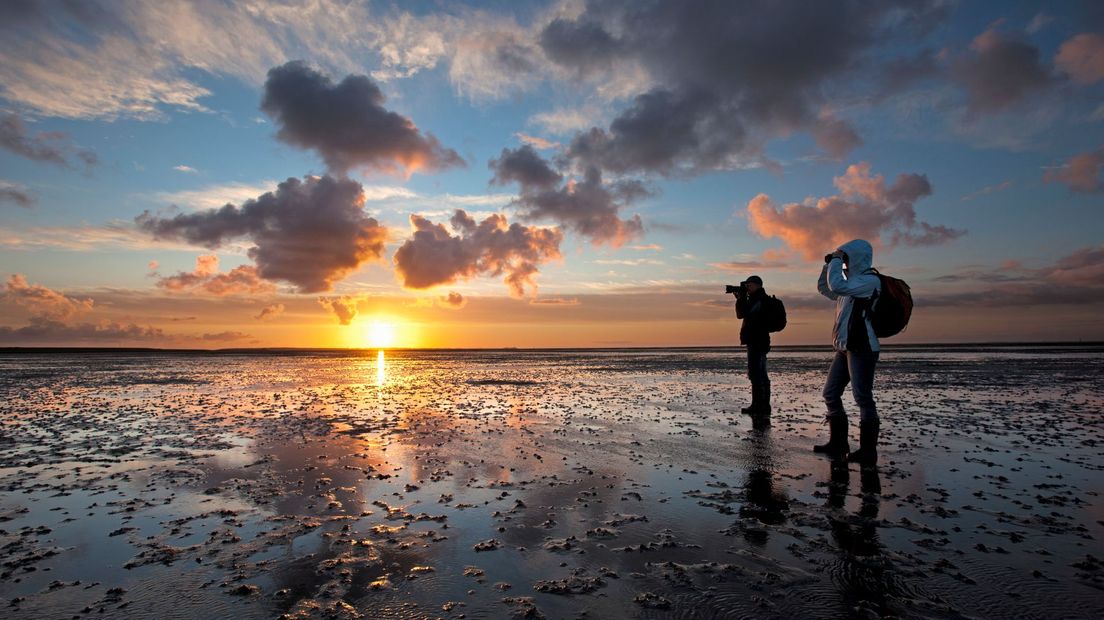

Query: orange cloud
[[318, 296, 359, 325], [1055, 33, 1104, 85], [747, 162, 963, 260], [3, 273, 94, 321], [156, 255, 275, 296], [393, 210, 563, 298], [1045, 147, 1103, 193]]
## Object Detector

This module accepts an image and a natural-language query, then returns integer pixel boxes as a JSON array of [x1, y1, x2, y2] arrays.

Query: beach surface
[[1, 346, 1102, 619]]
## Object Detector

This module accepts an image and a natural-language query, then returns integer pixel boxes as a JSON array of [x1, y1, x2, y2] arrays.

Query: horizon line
[[2, 340, 1103, 354]]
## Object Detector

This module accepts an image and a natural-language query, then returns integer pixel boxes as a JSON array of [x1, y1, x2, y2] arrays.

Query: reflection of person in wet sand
[[814, 239, 882, 466], [740, 421, 789, 540], [824, 465, 887, 615]]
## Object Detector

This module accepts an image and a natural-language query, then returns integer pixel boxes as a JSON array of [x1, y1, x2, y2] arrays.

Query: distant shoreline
[[2, 342, 1103, 355]]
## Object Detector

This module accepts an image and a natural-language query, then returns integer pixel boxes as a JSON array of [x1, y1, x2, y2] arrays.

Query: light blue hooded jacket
[[817, 239, 881, 353]]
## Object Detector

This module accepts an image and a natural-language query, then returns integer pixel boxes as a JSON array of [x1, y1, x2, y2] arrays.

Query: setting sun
[[367, 320, 397, 349]]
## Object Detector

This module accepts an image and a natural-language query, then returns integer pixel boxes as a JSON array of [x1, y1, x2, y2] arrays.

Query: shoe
[[847, 420, 879, 466], [813, 415, 850, 458]]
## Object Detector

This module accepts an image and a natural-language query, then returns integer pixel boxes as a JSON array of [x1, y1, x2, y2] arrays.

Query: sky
[[0, 0, 1102, 348]]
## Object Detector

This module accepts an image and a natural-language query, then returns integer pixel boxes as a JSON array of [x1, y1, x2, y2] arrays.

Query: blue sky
[[1, 0, 1102, 347]]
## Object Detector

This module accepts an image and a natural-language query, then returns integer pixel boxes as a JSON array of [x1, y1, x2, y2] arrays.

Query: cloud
[[528, 297, 579, 306], [489, 146, 646, 246], [173, 164, 197, 173], [0, 274, 164, 344], [1055, 32, 1104, 85], [0, 318, 166, 344], [136, 175, 389, 293], [254, 303, 285, 321], [0, 113, 97, 168], [514, 132, 559, 150], [536, 1, 948, 175], [154, 180, 278, 211], [318, 296, 358, 325], [393, 210, 563, 298], [0, 180, 33, 208], [746, 162, 964, 260], [439, 291, 467, 309], [529, 106, 601, 135], [950, 24, 1053, 116], [156, 255, 275, 296], [3, 274, 94, 322], [1045, 147, 1104, 193], [961, 180, 1014, 201], [921, 246, 1104, 307], [200, 331, 251, 342], [260, 61, 463, 176]]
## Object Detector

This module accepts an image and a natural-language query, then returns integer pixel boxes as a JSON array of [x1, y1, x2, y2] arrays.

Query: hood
[[837, 239, 873, 273]]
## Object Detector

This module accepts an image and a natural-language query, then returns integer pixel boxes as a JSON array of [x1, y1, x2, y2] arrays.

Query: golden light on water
[[376, 349, 385, 386]]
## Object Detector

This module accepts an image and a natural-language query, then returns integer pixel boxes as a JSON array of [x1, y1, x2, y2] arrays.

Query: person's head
[[836, 239, 873, 274], [744, 275, 763, 294]]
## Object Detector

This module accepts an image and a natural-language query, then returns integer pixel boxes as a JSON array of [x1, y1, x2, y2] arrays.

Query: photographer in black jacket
[[732, 275, 771, 416]]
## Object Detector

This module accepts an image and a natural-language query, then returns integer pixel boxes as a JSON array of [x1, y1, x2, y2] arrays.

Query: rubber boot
[[740, 384, 759, 415], [847, 420, 879, 466], [756, 381, 771, 416], [813, 415, 850, 458]]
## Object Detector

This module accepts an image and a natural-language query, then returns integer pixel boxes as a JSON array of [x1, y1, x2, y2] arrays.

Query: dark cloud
[[538, 1, 948, 174], [393, 210, 563, 298], [950, 24, 1053, 116], [318, 296, 358, 325], [260, 61, 463, 175], [0, 112, 97, 168], [747, 162, 964, 260], [0, 318, 165, 343], [156, 255, 275, 296], [440, 291, 467, 309], [136, 175, 389, 293], [490, 146, 646, 246], [1045, 147, 1104, 193], [489, 145, 562, 190], [0, 183, 33, 207]]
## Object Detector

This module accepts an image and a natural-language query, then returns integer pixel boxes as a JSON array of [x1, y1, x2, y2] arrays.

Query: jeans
[[823, 350, 879, 423], [747, 346, 769, 388]]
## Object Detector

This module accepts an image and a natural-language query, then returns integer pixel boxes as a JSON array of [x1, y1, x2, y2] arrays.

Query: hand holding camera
[[725, 282, 748, 296], [824, 251, 849, 264]]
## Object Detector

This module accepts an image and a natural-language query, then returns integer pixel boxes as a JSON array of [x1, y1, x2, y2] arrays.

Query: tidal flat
[[0, 346, 1101, 619]]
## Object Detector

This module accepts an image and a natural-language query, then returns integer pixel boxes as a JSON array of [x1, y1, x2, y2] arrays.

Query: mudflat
[[0, 346, 1101, 619]]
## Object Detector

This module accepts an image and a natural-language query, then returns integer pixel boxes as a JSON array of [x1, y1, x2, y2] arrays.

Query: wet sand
[[0, 346, 1102, 619]]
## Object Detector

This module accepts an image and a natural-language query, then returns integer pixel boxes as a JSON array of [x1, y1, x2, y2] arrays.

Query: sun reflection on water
[[376, 349, 385, 386]]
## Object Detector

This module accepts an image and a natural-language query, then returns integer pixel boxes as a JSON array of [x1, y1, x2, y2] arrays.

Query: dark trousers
[[747, 346, 769, 388], [823, 350, 879, 423]]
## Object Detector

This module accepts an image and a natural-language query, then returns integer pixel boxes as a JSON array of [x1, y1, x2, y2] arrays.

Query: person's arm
[[818, 263, 839, 300], [735, 291, 747, 318], [826, 258, 878, 298]]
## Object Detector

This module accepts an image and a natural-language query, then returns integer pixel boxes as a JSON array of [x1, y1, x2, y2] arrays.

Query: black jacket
[[736, 288, 771, 351]]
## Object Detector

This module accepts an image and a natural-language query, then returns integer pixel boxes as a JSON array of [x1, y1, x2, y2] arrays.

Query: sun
[[367, 320, 397, 349]]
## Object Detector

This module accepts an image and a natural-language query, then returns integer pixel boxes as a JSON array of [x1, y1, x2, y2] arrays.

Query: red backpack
[[869, 269, 912, 338]]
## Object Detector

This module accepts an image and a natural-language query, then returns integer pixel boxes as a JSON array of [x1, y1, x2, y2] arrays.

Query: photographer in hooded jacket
[[730, 275, 772, 417], [813, 239, 882, 466]]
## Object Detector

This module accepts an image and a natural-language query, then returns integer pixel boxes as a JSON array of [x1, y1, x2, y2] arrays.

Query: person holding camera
[[814, 239, 882, 465], [732, 275, 772, 417]]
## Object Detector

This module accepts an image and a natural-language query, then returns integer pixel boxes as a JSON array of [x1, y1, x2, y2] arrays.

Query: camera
[[725, 282, 747, 295], [824, 251, 850, 264]]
